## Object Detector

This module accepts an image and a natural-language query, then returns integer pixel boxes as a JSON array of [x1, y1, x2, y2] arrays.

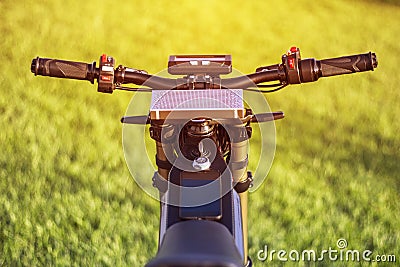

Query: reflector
[[150, 89, 245, 120]]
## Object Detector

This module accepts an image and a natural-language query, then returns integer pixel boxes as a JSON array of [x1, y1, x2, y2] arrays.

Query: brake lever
[[250, 111, 285, 123], [120, 115, 150, 124]]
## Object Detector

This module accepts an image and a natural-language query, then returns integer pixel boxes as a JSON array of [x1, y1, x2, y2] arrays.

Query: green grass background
[[1, 0, 399, 266]]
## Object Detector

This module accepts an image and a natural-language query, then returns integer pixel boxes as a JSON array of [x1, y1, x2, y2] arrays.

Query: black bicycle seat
[[145, 220, 244, 267]]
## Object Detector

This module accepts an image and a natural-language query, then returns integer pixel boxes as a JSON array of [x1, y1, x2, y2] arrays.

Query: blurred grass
[[1, 0, 399, 266]]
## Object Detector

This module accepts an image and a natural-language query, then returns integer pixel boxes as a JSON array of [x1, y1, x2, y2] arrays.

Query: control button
[[100, 75, 111, 81], [101, 54, 107, 63], [290, 46, 298, 53]]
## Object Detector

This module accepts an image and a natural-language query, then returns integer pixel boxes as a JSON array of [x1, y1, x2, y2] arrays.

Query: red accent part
[[290, 46, 298, 53], [101, 54, 107, 63], [289, 58, 295, 69], [101, 75, 111, 81]]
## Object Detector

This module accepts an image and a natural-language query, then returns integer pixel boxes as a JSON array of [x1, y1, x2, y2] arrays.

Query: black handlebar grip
[[31, 57, 97, 83], [319, 52, 377, 78]]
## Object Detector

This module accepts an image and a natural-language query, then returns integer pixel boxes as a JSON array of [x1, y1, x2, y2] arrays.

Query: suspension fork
[[229, 123, 253, 265], [150, 122, 176, 180]]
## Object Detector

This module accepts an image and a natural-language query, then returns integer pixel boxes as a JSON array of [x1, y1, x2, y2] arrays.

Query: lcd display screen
[[168, 55, 232, 75]]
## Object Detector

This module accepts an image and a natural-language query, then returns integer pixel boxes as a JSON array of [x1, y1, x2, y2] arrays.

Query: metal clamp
[[152, 172, 168, 193], [234, 171, 253, 193]]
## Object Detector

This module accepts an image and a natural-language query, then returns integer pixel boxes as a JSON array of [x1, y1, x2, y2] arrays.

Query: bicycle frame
[[30, 47, 377, 267], [143, 97, 259, 266]]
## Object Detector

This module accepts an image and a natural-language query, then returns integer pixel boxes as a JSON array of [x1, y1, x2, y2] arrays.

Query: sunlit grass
[[1, 0, 399, 266]]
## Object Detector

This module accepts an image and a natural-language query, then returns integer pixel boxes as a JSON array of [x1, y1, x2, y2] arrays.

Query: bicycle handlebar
[[31, 48, 377, 92]]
